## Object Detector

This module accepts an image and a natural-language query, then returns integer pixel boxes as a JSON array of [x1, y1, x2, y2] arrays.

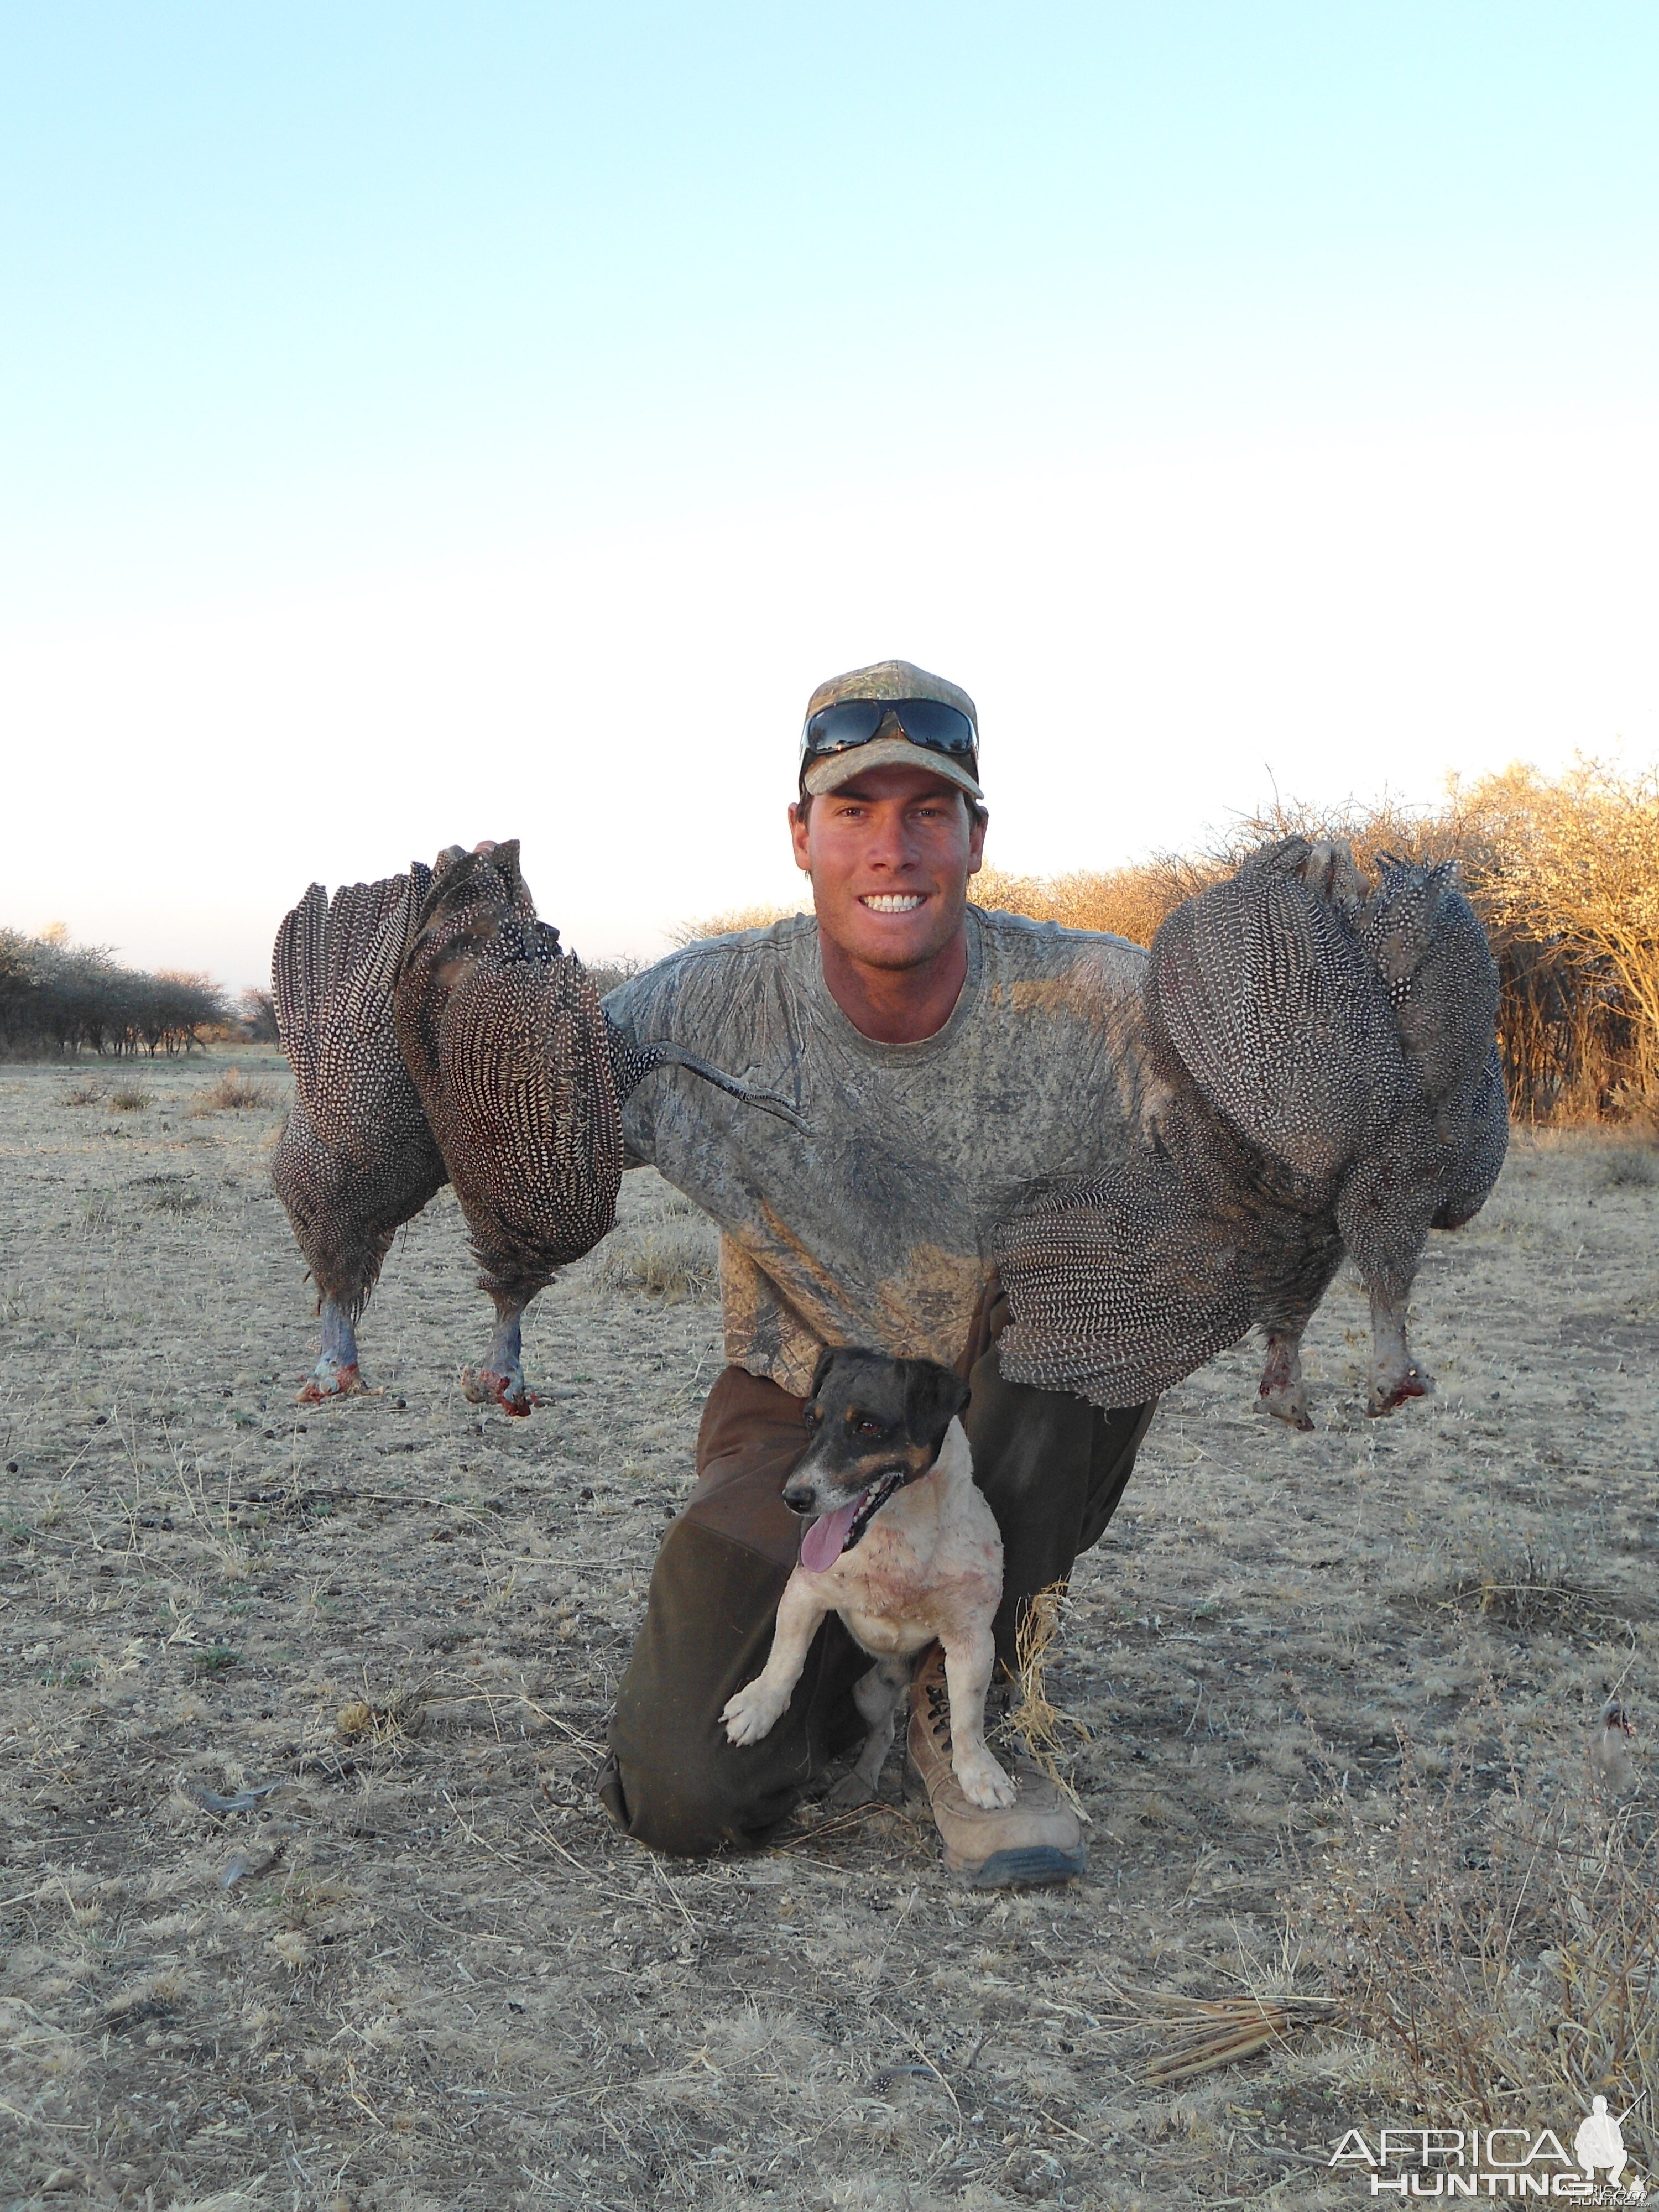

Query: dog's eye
[[804, 1406, 822, 1429], [856, 1418, 885, 1438]]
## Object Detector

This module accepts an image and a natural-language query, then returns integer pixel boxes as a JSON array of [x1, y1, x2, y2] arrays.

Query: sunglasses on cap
[[800, 697, 977, 762]]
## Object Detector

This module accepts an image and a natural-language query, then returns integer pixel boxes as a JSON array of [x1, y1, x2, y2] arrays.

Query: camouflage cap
[[799, 658, 983, 802]]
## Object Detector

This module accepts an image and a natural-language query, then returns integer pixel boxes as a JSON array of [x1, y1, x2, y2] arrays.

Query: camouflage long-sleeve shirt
[[602, 906, 1150, 1397]]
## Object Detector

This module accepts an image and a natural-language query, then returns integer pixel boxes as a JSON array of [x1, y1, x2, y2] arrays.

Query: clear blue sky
[[4, 4, 1656, 984]]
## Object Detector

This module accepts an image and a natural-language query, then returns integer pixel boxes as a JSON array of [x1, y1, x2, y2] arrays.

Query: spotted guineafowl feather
[[270, 870, 448, 1325], [997, 837, 1506, 1426], [393, 841, 623, 1308], [1433, 1046, 1507, 1230], [991, 1154, 1258, 1408], [1362, 856, 1500, 1135]]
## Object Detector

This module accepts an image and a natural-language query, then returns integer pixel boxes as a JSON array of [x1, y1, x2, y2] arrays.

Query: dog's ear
[[900, 1359, 970, 1448], [807, 1347, 838, 1405]]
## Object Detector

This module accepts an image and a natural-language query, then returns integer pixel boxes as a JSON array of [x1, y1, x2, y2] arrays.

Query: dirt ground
[[1, 1048, 1656, 2211]]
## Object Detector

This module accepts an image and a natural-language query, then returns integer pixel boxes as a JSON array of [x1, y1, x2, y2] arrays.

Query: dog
[[720, 1347, 1015, 1810]]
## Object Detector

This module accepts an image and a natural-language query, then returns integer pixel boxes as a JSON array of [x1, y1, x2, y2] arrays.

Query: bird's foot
[[1258, 1332, 1314, 1430], [296, 1360, 379, 1404], [460, 1365, 541, 1417], [1367, 1362, 1434, 1417], [1259, 1380, 1314, 1431], [1365, 1289, 1433, 1418], [300, 1298, 379, 1404], [464, 1302, 540, 1415]]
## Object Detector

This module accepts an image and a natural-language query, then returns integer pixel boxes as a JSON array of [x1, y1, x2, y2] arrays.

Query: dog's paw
[[721, 1682, 786, 1746], [954, 1752, 1018, 1809]]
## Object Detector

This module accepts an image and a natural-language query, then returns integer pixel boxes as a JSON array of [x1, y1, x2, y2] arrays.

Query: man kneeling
[[597, 660, 1155, 1887]]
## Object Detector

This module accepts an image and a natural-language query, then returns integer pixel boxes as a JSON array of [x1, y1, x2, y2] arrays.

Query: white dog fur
[[720, 1416, 1014, 1809]]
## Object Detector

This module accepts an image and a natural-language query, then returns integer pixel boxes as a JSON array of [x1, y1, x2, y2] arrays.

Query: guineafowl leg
[[1365, 1285, 1433, 1416], [1251, 1225, 1343, 1430], [297, 1296, 373, 1403], [1336, 1160, 1437, 1417], [460, 1296, 541, 1417], [1257, 1329, 1314, 1431]]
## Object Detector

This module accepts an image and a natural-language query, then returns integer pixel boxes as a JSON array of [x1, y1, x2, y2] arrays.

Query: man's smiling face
[[790, 763, 987, 974]]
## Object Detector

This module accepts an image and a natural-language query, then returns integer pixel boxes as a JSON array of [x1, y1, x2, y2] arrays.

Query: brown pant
[[598, 1288, 1155, 1855]]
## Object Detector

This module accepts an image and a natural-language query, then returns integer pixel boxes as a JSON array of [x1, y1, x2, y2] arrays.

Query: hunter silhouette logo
[[1576, 2100, 1636, 2195], [1329, 2106, 1648, 2198]]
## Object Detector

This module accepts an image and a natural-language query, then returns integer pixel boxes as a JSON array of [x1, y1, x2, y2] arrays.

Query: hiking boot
[[906, 1644, 1086, 1889]]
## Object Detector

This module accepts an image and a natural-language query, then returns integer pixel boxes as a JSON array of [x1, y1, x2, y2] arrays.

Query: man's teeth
[[860, 894, 925, 913]]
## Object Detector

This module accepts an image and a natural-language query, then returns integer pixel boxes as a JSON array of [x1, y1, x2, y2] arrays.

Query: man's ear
[[789, 800, 813, 877], [807, 1347, 838, 1405], [900, 1359, 970, 1447]]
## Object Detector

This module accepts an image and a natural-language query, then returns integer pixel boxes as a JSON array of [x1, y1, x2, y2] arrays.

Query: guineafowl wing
[[1360, 856, 1450, 1005], [1432, 1045, 1509, 1229], [1149, 846, 1391, 1181], [441, 948, 622, 1289], [394, 842, 623, 1307], [1364, 861, 1501, 1119], [995, 1161, 1256, 1407], [274, 874, 423, 1124]]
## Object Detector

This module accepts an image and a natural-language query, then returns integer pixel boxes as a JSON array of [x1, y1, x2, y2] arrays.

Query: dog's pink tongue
[[800, 1500, 860, 1574]]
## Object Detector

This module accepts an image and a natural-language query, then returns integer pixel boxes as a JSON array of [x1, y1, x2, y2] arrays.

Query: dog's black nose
[[781, 1485, 813, 1515]]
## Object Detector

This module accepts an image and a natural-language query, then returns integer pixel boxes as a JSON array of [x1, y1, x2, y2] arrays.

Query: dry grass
[[1303, 1697, 1659, 2160], [107, 1082, 152, 1112], [189, 1066, 275, 1115], [1129, 1989, 1342, 2089], [971, 859, 1215, 952], [567, 1177, 722, 1307], [581, 1220, 720, 1305], [1601, 1144, 1658, 1190], [998, 1580, 1093, 1819], [0, 1064, 1653, 2206]]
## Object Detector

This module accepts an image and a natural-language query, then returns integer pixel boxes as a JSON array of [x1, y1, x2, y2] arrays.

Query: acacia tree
[[0, 933, 230, 1057], [239, 988, 279, 1043]]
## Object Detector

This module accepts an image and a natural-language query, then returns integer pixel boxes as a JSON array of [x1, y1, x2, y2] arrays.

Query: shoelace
[[922, 1681, 952, 1753]]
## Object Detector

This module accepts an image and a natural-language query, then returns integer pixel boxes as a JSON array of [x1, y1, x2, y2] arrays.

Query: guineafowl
[[392, 839, 805, 1413], [995, 836, 1506, 1427], [271, 869, 448, 1401]]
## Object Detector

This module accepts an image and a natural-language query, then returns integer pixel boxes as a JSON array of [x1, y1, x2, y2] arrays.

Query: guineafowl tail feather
[[272, 883, 328, 1055], [268, 864, 448, 1340], [272, 872, 425, 1062]]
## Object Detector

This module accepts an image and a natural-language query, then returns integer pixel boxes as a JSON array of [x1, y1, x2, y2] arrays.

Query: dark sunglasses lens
[[804, 701, 888, 753], [894, 700, 975, 753]]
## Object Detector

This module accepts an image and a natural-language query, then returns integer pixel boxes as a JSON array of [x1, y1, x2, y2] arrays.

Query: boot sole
[[944, 1841, 1087, 1889]]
